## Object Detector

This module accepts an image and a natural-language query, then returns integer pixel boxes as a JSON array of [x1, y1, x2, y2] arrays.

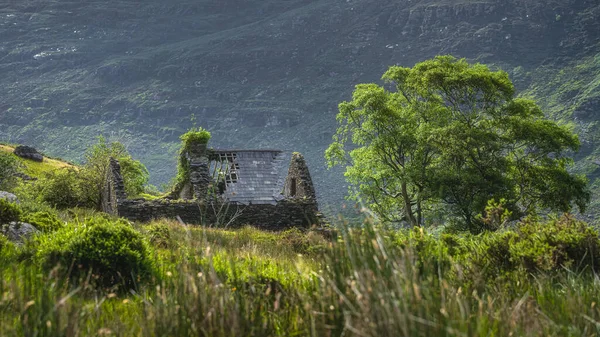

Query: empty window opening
[[290, 178, 297, 197], [210, 152, 240, 185], [226, 172, 238, 184]]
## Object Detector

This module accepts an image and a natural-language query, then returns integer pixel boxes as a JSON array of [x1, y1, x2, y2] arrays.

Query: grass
[[2, 212, 600, 336], [0, 144, 75, 178]]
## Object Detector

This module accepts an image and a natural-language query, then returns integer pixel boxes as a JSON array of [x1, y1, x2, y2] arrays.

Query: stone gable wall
[[283, 153, 317, 201], [102, 158, 127, 216]]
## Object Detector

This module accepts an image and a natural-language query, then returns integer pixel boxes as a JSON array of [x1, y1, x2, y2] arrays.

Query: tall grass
[[1, 219, 600, 336]]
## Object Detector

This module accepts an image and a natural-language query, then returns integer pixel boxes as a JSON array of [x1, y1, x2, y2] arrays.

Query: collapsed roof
[[210, 150, 287, 205]]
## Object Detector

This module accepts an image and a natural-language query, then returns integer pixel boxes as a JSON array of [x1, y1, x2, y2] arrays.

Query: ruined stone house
[[102, 138, 319, 229]]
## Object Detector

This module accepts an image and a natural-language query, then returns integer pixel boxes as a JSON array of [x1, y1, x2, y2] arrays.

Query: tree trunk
[[401, 182, 417, 227], [417, 199, 423, 227]]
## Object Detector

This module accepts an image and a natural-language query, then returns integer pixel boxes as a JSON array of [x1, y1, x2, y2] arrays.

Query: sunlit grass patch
[[0, 144, 75, 178]]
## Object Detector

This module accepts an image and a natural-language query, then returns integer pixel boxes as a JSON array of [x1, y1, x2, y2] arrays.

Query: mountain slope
[[0, 144, 74, 178], [1, 0, 599, 208]]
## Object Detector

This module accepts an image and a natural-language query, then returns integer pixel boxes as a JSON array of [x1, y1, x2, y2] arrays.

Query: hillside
[[0, 144, 74, 178], [0, 0, 599, 208]]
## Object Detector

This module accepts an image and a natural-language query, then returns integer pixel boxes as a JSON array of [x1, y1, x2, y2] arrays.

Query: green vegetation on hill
[[0, 0, 598, 209], [5, 138, 150, 210], [0, 144, 74, 179]]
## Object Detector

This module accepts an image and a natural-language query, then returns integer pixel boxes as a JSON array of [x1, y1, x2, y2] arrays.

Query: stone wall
[[102, 153, 320, 230], [102, 158, 127, 216], [117, 198, 318, 230], [283, 153, 317, 201], [172, 140, 211, 200]]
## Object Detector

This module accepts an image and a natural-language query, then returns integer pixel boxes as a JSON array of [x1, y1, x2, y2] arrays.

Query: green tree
[[326, 55, 589, 231], [80, 137, 149, 209]]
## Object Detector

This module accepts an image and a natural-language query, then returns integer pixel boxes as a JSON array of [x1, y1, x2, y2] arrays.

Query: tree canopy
[[326, 55, 590, 231], [80, 137, 149, 209]]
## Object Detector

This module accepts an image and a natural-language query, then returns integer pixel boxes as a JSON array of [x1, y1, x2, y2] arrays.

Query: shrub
[[77, 136, 149, 209], [144, 223, 172, 248], [0, 152, 20, 190], [36, 217, 155, 289], [29, 168, 85, 209], [393, 227, 452, 274], [511, 215, 600, 273], [0, 234, 10, 251], [180, 127, 211, 146], [0, 234, 16, 267], [461, 231, 520, 283], [22, 211, 63, 233], [116, 156, 149, 197], [173, 127, 212, 191], [280, 228, 309, 253], [0, 199, 22, 224], [453, 215, 600, 281]]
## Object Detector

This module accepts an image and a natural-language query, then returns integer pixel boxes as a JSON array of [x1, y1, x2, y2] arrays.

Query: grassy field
[[0, 144, 75, 177], [1, 212, 600, 336]]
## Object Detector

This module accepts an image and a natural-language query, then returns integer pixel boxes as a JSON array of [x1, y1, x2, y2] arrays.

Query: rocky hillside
[[1, 0, 599, 208]]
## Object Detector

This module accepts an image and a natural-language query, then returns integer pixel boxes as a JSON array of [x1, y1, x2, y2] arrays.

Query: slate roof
[[212, 150, 287, 205]]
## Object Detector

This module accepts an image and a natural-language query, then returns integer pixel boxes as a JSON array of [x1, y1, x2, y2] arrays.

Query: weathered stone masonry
[[103, 143, 320, 229], [116, 199, 318, 230]]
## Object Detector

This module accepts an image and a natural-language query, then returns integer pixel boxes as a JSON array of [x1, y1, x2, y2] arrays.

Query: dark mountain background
[[1, 0, 599, 211]]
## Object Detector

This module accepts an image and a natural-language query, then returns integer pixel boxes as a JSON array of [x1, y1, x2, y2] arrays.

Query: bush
[[29, 168, 86, 209], [0, 152, 20, 190], [36, 217, 155, 289], [0, 234, 10, 251], [0, 199, 22, 224], [113, 156, 149, 198], [144, 223, 172, 248], [0, 234, 16, 267], [180, 127, 211, 145], [511, 215, 600, 272], [460, 231, 520, 283], [393, 227, 452, 274], [22, 211, 63, 233], [75, 136, 149, 209], [448, 215, 600, 281]]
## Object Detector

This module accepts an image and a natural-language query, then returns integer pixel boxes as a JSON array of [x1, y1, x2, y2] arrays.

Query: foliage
[[12, 137, 149, 210], [173, 127, 211, 192], [478, 198, 513, 231], [180, 127, 211, 146], [442, 215, 600, 286], [140, 184, 164, 200], [79, 136, 149, 208], [0, 199, 22, 224], [22, 211, 63, 233], [119, 156, 150, 197], [0, 234, 15, 268], [326, 55, 590, 231], [35, 216, 155, 289], [2, 214, 600, 335], [143, 223, 172, 248], [511, 215, 600, 273], [27, 168, 86, 209], [0, 152, 20, 191], [0, 234, 10, 252]]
